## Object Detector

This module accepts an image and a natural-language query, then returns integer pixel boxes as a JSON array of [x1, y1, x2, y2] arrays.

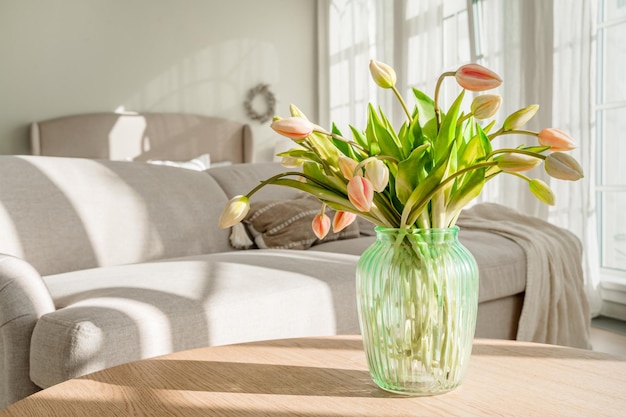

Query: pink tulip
[[312, 213, 331, 239], [455, 64, 502, 92], [538, 128, 576, 151], [332, 211, 357, 233], [347, 176, 374, 212], [271, 117, 314, 140], [338, 155, 359, 179]]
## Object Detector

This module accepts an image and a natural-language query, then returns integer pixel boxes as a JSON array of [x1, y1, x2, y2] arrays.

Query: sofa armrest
[[0, 254, 55, 408]]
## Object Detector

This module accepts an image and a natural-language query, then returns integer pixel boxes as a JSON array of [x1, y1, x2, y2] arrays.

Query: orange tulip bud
[[271, 117, 314, 140], [312, 213, 331, 239], [544, 152, 584, 181], [455, 64, 502, 92], [503, 104, 539, 131], [364, 159, 389, 192], [338, 155, 359, 179], [347, 176, 374, 212], [218, 195, 250, 228], [470, 94, 502, 119], [496, 153, 542, 172], [369, 60, 397, 89], [529, 179, 555, 206], [538, 128, 576, 151], [332, 211, 357, 233]]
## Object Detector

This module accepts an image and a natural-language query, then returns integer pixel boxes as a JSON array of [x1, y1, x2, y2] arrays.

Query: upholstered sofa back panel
[[0, 156, 232, 276], [208, 162, 305, 201]]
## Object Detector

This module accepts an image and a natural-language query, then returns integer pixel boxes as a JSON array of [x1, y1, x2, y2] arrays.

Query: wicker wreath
[[243, 84, 276, 124]]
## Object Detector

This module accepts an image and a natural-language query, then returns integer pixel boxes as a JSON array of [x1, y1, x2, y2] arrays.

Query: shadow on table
[[83, 359, 396, 398]]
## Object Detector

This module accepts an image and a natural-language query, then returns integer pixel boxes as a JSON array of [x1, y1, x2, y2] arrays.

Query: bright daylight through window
[[597, 0, 626, 279]]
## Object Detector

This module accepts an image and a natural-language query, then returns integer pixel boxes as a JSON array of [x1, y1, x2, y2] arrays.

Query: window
[[597, 0, 626, 280]]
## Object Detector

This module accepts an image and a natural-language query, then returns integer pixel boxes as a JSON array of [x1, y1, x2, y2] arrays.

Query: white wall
[[0, 0, 318, 161]]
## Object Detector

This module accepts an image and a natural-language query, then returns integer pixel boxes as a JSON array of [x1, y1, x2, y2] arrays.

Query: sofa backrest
[[207, 162, 304, 200], [0, 156, 232, 276]]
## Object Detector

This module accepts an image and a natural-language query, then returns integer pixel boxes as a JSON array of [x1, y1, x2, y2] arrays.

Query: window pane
[[600, 107, 626, 186], [601, 191, 626, 271], [604, 0, 626, 20], [602, 23, 626, 104]]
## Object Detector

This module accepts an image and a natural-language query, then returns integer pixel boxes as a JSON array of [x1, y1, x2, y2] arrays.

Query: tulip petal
[[218, 195, 250, 228], [312, 213, 331, 239], [545, 152, 584, 181], [332, 211, 357, 233], [347, 176, 374, 212], [339, 156, 359, 179], [455, 64, 502, 91], [529, 179, 555, 206], [369, 60, 397, 89], [271, 117, 314, 140], [364, 159, 389, 192], [538, 128, 576, 151]]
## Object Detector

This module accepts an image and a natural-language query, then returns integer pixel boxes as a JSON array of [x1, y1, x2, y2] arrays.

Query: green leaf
[[521, 145, 551, 154], [445, 167, 486, 225], [368, 105, 402, 160], [400, 142, 453, 227], [435, 90, 465, 163], [303, 161, 346, 192], [395, 142, 431, 204], [349, 125, 370, 159], [330, 123, 354, 158], [412, 88, 436, 127], [276, 149, 320, 164], [307, 131, 342, 174]]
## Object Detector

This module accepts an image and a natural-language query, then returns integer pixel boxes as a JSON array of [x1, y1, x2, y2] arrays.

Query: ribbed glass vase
[[356, 227, 479, 396]]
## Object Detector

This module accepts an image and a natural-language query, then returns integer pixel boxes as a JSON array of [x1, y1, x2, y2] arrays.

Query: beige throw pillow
[[230, 194, 360, 250]]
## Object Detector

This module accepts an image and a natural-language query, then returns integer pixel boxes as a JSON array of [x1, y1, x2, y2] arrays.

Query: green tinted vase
[[356, 227, 479, 396]]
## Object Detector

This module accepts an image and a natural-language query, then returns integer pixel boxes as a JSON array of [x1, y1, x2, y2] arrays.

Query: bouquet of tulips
[[219, 60, 583, 237]]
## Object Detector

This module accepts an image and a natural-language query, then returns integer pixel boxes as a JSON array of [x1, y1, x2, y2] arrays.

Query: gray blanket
[[458, 203, 591, 349]]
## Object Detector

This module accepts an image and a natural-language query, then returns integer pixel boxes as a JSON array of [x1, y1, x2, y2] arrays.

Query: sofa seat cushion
[[30, 250, 360, 389], [313, 229, 526, 303]]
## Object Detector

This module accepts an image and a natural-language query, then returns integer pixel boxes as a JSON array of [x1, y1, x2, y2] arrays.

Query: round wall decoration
[[243, 83, 276, 124]]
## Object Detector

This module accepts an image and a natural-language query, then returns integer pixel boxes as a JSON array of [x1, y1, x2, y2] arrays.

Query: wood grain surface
[[1, 336, 624, 416]]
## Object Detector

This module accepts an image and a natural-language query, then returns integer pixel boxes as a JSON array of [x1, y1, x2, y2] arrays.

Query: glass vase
[[356, 227, 479, 396]]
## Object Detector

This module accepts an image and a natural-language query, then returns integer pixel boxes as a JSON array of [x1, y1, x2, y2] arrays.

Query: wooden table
[[2, 336, 625, 416]]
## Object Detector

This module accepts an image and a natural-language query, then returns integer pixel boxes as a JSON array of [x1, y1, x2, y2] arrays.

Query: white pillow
[[148, 153, 211, 171]]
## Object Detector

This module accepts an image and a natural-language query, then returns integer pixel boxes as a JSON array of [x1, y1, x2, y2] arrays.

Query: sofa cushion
[[208, 162, 305, 200], [30, 250, 360, 388], [235, 194, 360, 250], [0, 156, 232, 276]]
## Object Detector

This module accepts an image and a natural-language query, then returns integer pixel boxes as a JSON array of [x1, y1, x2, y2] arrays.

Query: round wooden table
[[1, 336, 625, 416]]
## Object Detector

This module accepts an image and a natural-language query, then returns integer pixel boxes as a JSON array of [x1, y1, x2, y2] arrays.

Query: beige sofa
[[0, 155, 587, 408]]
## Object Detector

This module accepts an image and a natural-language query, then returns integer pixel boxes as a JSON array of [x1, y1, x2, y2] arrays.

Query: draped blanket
[[457, 203, 591, 349]]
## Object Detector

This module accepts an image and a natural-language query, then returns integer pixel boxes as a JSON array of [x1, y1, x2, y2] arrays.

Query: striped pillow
[[231, 194, 360, 250]]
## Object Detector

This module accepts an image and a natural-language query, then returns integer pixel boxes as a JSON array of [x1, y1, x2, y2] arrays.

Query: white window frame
[[596, 0, 626, 318]]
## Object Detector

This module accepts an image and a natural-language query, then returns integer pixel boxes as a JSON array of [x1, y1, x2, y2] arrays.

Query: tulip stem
[[433, 71, 456, 132], [391, 86, 412, 122], [488, 128, 538, 141], [400, 161, 496, 228], [487, 148, 547, 161]]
